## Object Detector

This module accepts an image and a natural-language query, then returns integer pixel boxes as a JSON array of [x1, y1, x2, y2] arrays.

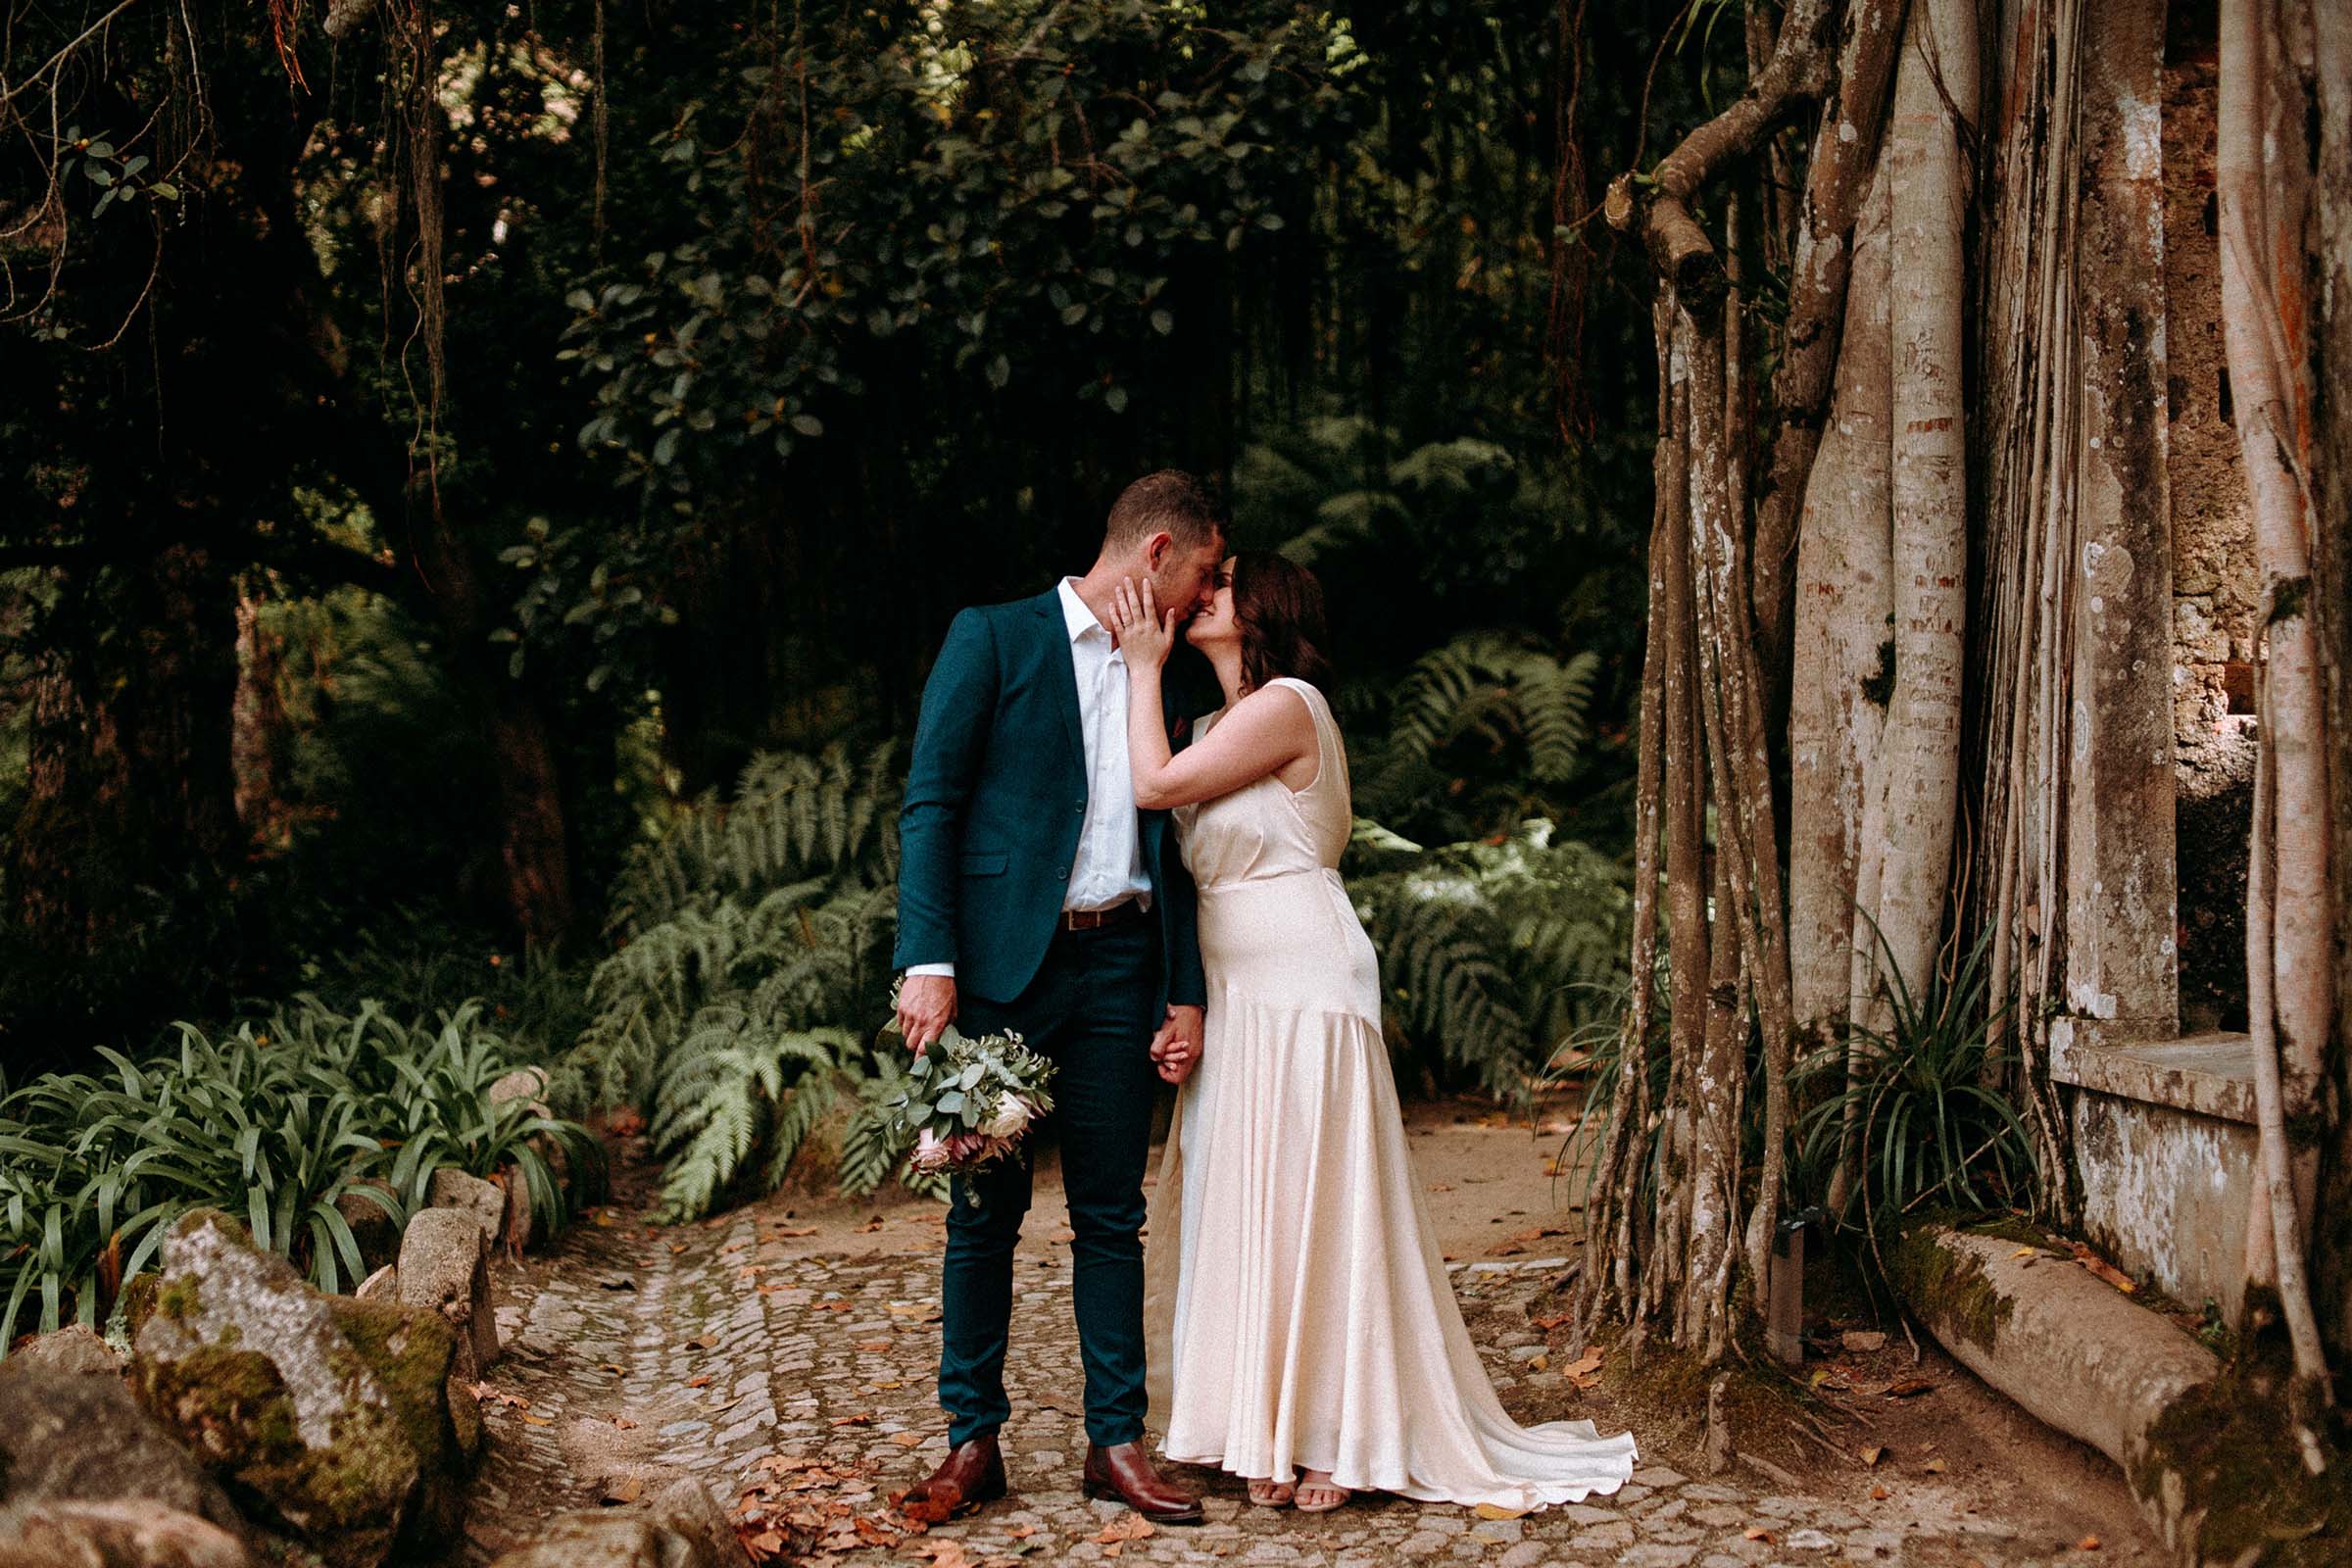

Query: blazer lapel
[[1035, 591, 1087, 778]]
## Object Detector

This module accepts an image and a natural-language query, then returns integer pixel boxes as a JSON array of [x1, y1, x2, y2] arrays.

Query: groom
[[892, 470, 1225, 1524]]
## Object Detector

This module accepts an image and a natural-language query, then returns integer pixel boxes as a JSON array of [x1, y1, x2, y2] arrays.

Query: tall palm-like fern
[[1357, 631, 1600, 831], [557, 742, 917, 1219], [1348, 818, 1631, 1102]]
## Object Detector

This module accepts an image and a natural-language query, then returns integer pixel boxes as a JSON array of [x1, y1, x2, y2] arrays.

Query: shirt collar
[[1057, 577, 1108, 645]]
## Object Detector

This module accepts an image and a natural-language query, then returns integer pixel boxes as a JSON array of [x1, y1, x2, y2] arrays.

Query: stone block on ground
[[335, 1179, 404, 1275], [0, 1367, 244, 1535], [355, 1264, 399, 1302], [648, 1476, 754, 1568], [501, 1164, 535, 1252], [428, 1167, 508, 1249], [399, 1205, 499, 1380], [0, 1499, 255, 1568], [559, 1412, 662, 1496], [489, 1067, 551, 1115], [484, 1511, 716, 1568], [0, 1323, 123, 1378], [127, 1208, 479, 1568]]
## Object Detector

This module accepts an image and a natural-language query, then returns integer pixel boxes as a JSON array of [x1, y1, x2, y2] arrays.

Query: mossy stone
[[1886, 1225, 2015, 1351], [128, 1206, 481, 1568]]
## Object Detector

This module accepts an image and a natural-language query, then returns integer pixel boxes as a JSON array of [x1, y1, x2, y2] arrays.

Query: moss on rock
[[2131, 1349, 2349, 1563], [128, 1208, 482, 1568], [1886, 1225, 2016, 1351]]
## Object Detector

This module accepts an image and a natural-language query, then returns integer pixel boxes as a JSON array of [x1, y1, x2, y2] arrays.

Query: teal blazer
[[893, 589, 1208, 1011]]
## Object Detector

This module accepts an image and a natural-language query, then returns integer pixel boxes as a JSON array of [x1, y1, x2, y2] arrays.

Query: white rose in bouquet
[[982, 1094, 1036, 1141], [910, 1127, 954, 1172]]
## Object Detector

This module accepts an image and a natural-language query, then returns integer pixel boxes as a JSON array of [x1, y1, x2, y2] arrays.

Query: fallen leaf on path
[[669, 1244, 689, 1255], [686, 1375, 713, 1389], [1473, 1503, 1528, 1520], [468, 1383, 529, 1409], [1428, 1184, 1454, 1193], [1881, 1377, 1936, 1398], [1486, 1242, 1527, 1257], [2012, 1246, 2038, 1258], [522, 1413, 553, 1426], [1924, 1457, 1948, 1474], [1744, 1527, 1775, 1542], [602, 1475, 644, 1504], [612, 1415, 638, 1429], [1860, 1446, 1885, 1468], [891, 1433, 926, 1447], [1841, 1331, 1887, 1352], [775, 1226, 819, 1238], [687, 1334, 717, 1349], [1870, 1485, 1891, 1501], [831, 1412, 876, 1427], [1007, 1526, 1037, 1540], [1095, 1515, 1156, 1545], [601, 1362, 626, 1375], [1531, 1312, 1572, 1331], [1559, 1347, 1605, 1389], [860, 1216, 888, 1233], [2076, 1536, 2102, 1551]]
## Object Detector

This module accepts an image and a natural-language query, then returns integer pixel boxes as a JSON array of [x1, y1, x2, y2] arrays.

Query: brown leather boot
[[1081, 1442, 1203, 1525], [900, 1433, 1009, 1517]]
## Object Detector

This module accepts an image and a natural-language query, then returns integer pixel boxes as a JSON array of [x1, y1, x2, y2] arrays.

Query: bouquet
[[886, 1002, 1055, 1206]]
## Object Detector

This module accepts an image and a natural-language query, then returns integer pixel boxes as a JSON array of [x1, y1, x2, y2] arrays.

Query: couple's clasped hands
[[896, 976, 1202, 1086]]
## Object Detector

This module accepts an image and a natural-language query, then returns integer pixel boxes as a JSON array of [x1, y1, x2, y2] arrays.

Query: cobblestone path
[[462, 1200, 2151, 1568]]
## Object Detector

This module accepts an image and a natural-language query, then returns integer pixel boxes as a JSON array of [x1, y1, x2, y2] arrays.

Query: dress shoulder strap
[[1268, 677, 1342, 795]]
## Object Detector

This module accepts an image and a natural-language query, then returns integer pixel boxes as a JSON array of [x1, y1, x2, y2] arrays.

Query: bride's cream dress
[[1142, 677, 1637, 1510]]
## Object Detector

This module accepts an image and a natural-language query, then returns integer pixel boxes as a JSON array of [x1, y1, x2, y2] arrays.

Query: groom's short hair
[[1103, 469, 1225, 554]]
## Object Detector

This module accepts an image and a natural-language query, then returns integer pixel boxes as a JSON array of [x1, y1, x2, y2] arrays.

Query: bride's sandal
[[1295, 1469, 1349, 1513], [1247, 1473, 1297, 1508]]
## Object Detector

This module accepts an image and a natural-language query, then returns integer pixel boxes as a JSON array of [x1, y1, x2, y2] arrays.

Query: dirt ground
[[673, 1089, 2163, 1562]]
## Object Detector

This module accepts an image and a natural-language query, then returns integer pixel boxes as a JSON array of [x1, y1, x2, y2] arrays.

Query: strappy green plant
[[1794, 924, 2038, 1238], [0, 997, 599, 1347]]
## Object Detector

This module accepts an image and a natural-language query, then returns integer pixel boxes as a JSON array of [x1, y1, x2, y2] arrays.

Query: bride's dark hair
[[1232, 550, 1336, 696]]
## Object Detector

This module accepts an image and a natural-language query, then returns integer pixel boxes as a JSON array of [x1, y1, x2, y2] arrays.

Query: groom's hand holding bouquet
[[886, 977, 1055, 1204]]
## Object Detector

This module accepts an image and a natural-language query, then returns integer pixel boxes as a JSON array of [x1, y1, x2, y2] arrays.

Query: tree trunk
[[5, 548, 241, 990], [1846, 0, 1974, 1037], [2219, 0, 2334, 1412], [1788, 163, 1892, 1040]]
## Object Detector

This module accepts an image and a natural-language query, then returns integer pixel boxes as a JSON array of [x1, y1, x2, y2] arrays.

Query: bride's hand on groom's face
[[1111, 577, 1177, 668]]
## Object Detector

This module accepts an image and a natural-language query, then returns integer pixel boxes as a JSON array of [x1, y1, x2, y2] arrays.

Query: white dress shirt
[[906, 578, 1152, 981]]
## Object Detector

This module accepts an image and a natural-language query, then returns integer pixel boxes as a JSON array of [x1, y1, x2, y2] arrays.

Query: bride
[[1108, 552, 1638, 1515]]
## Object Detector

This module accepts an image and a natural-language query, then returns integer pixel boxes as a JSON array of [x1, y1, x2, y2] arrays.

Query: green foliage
[[561, 744, 918, 1219], [1367, 631, 1599, 808], [1348, 818, 1631, 1102], [0, 997, 597, 1347], [1796, 927, 2039, 1237]]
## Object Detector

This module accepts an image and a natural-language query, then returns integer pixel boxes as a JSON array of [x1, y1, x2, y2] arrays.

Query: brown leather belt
[[1060, 898, 1147, 932]]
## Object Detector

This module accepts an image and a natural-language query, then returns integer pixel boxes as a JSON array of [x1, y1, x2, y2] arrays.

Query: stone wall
[[2161, 13, 2257, 1032]]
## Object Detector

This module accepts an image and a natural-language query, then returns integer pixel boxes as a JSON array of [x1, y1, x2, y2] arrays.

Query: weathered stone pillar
[[2064, 0, 2180, 1042]]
